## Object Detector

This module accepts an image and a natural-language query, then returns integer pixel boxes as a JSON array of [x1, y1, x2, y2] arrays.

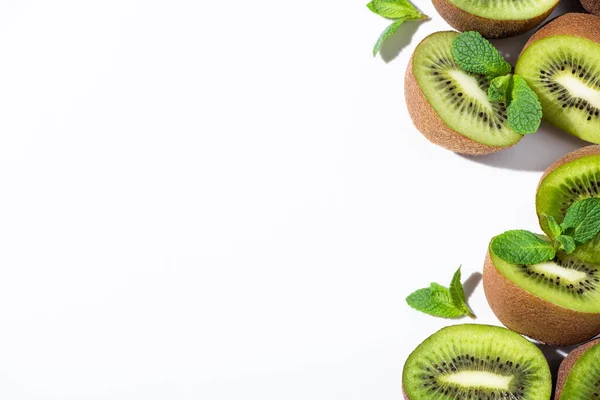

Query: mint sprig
[[451, 31, 511, 77], [367, 0, 427, 57], [490, 198, 600, 265], [406, 266, 475, 319], [450, 32, 543, 135]]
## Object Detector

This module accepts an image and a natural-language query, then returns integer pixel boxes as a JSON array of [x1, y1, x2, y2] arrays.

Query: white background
[[0, 0, 592, 398]]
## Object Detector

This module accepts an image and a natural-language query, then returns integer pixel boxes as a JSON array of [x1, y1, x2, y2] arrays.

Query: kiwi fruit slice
[[580, 0, 600, 16], [432, 0, 558, 39], [555, 338, 600, 399], [484, 246, 600, 345], [536, 145, 600, 264], [402, 324, 552, 400], [514, 13, 600, 144], [405, 31, 522, 155]]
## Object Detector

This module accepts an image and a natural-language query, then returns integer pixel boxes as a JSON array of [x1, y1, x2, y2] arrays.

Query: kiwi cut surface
[[515, 13, 600, 144], [556, 340, 600, 400], [537, 145, 600, 264], [402, 324, 551, 400], [432, 0, 558, 39], [484, 248, 600, 345], [405, 31, 522, 154], [556, 339, 600, 399]]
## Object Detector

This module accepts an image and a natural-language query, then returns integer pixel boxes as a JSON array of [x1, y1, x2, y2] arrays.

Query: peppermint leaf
[[561, 198, 600, 244], [488, 75, 511, 102], [543, 214, 563, 239], [406, 287, 465, 318], [490, 230, 556, 265], [451, 31, 511, 77], [507, 75, 543, 134], [449, 266, 475, 318], [367, 0, 424, 19], [556, 235, 576, 254]]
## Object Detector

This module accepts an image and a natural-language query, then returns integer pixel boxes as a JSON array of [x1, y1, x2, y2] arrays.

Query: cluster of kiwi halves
[[406, 13, 600, 155], [403, 146, 600, 399]]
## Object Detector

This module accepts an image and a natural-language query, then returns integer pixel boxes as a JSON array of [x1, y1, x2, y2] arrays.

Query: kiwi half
[[536, 145, 600, 264], [484, 246, 600, 345], [405, 31, 522, 155], [515, 13, 600, 144], [402, 324, 552, 400], [555, 338, 600, 399], [432, 0, 558, 39]]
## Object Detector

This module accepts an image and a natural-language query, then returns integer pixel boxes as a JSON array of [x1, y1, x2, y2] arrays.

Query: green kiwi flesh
[[412, 31, 522, 147], [489, 250, 600, 313], [559, 341, 600, 399], [448, 0, 557, 20], [515, 36, 600, 143], [537, 153, 600, 264], [402, 324, 551, 400]]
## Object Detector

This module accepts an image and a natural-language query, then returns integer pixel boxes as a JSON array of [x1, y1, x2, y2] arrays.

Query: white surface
[[0, 0, 590, 398]]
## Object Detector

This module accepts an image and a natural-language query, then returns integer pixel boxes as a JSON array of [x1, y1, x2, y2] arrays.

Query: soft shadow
[[492, 0, 586, 64], [462, 272, 482, 299], [380, 20, 428, 63], [460, 122, 588, 171], [534, 343, 576, 397]]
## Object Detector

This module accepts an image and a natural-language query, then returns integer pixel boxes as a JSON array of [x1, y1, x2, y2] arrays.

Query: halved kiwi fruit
[[402, 324, 552, 400], [484, 246, 600, 345], [555, 338, 600, 399], [536, 145, 600, 264], [515, 13, 600, 144], [432, 0, 558, 39], [405, 31, 522, 155]]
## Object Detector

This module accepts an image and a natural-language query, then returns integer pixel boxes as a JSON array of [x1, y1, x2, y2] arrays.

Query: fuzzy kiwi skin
[[555, 339, 600, 399], [432, 0, 557, 39], [483, 251, 600, 345], [520, 13, 600, 58], [405, 42, 513, 155], [580, 0, 600, 15]]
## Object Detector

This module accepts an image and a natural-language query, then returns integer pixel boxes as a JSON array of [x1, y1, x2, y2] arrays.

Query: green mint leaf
[[367, 0, 424, 19], [371, 12, 426, 57], [451, 31, 511, 77], [561, 198, 600, 244], [490, 230, 556, 265], [556, 235, 577, 254], [507, 75, 542, 134], [488, 75, 511, 102], [543, 214, 563, 239], [449, 266, 475, 318], [429, 282, 447, 292], [406, 287, 464, 318]]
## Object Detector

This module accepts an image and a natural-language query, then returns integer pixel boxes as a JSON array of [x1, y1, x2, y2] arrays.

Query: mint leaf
[[561, 198, 600, 244], [368, 0, 427, 57], [406, 287, 464, 318], [490, 230, 556, 264], [449, 266, 475, 318], [367, 0, 424, 19], [557, 235, 577, 254], [488, 75, 511, 102], [507, 75, 542, 134], [544, 214, 563, 239], [451, 31, 511, 77]]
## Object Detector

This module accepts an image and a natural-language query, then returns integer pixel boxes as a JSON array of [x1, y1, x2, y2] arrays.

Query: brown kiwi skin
[[555, 338, 600, 399], [432, 0, 557, 39], [405, 36, 514, 155], [521, 13, 600, 57], [580, 0, 600, 16], [483, 251, 600, 346]]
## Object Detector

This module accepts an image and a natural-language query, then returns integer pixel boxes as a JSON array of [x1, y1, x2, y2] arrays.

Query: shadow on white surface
[[460, 122, 588, 172], [463, 272, 482, 299], [535, 343, 575, 397], [380, 19, 430, 63]]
